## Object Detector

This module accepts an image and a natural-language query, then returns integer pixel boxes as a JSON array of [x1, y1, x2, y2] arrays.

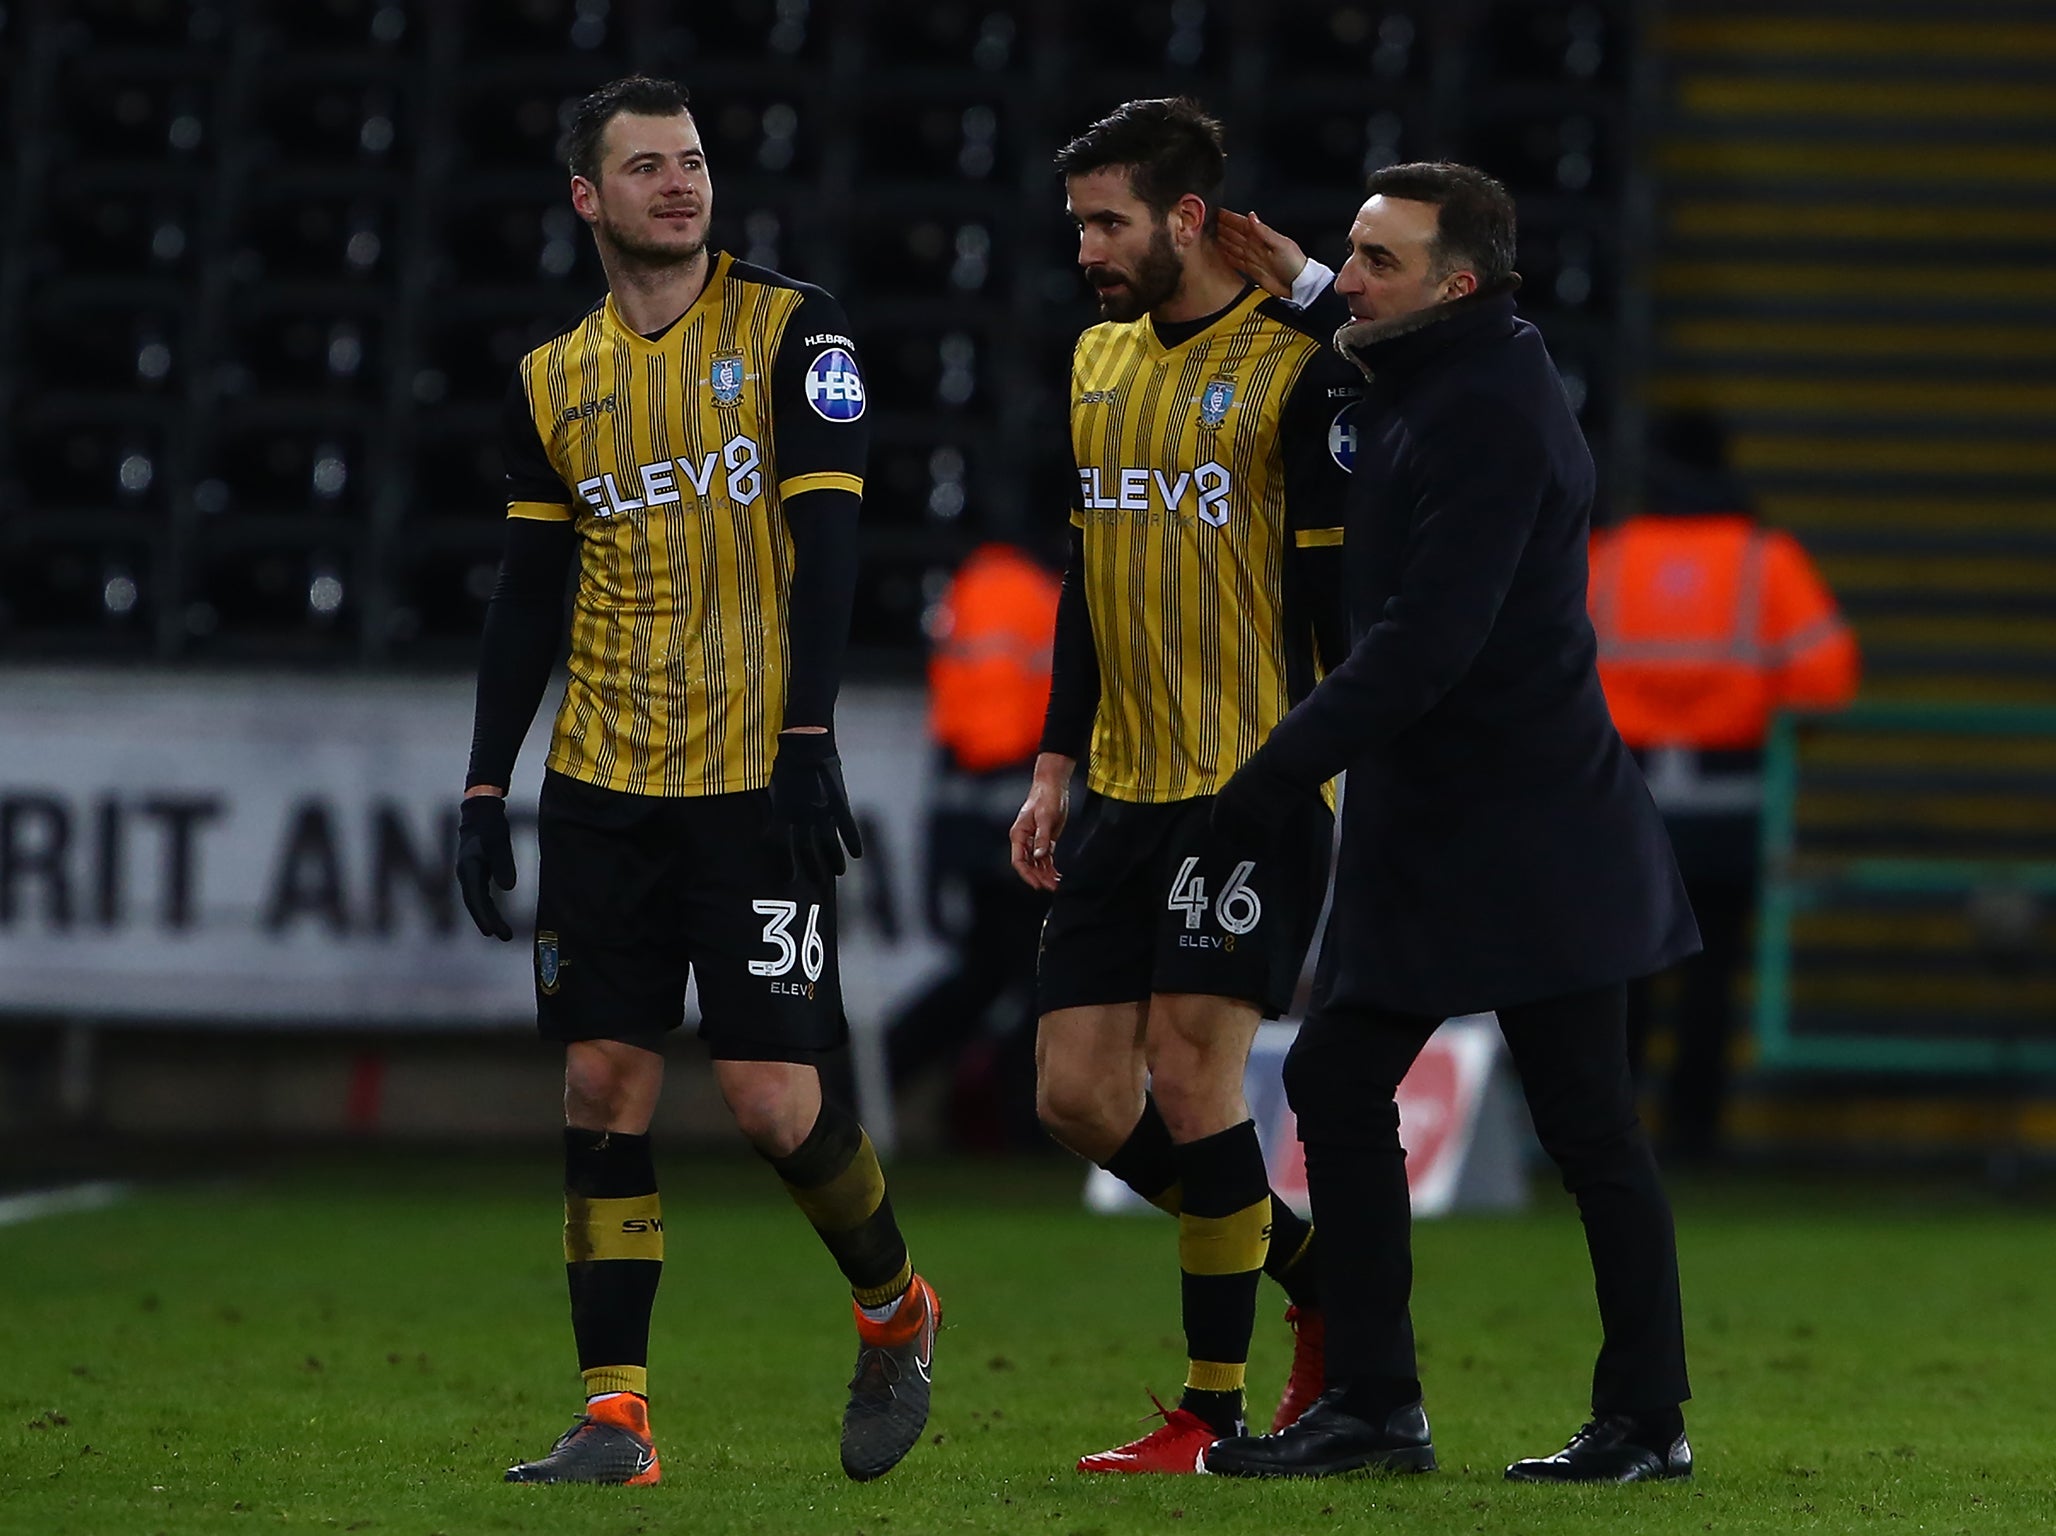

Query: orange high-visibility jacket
[[928, 543, 1061, 773], [1588, 514, 1860, 750]]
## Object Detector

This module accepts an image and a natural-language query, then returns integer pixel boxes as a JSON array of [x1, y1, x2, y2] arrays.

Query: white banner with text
[[0, 670, 948, 1026]]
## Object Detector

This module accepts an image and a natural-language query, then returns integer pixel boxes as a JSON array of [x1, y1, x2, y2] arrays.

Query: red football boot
[[1077, 1394, 1222, 1475], [1269, 1305, 1326, 1433]]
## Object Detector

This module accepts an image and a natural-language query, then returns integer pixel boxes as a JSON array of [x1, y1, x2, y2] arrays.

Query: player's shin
[[765, 1098, 912, 1309], [563, 1128, 663, 1403], [1173, 1119, 1272, 1435], [1102, 1093, 1184, 1213], [1266, 1199, 1319, 1305], [1103, 1095, 1319, 1306]]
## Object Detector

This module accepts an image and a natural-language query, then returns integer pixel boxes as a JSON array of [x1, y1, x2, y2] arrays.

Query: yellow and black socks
[[1102, 1095, 1320, 1306], [1174, 1119, 1273, 1434], [563, 1127, 662, 1401], [1267, 1199, 1320, 1307], [1102, 1092, 1185, 1213], [765, 1099, 913, 1312]]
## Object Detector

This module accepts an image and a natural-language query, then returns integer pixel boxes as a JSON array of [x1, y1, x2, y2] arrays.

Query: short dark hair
[[1054, 97, 1226, 226], [563, 75, 692, 181], [1363, 162, 1517, 286]]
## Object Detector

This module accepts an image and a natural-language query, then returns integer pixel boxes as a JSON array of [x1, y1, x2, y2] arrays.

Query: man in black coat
[[1202, 164, 1702, 1485]]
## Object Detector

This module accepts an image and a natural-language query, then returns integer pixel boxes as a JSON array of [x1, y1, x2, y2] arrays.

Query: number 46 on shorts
[[1166, 856, 1264, 936]]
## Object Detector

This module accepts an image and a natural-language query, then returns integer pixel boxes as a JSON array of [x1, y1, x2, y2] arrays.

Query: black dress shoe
[[1203, 1389, 1436, 1479], [1504, 1415, 1692, 1483]]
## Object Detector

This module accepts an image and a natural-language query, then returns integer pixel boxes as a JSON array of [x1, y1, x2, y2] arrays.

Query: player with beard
[[1009, 97, 1360, 1473], [454, 76, 937, 1487]]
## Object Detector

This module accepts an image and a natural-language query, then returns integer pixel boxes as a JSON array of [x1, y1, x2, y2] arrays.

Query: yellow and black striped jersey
[[1067, 286, 1359, 802], [501, 251, 867, 797]]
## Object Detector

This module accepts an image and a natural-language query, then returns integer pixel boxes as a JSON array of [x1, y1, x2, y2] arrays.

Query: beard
[[1087, 223, 1182, 322], [596, 205, 707, 270]]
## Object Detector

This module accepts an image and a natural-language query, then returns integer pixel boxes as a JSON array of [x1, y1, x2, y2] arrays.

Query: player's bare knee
[[563, 1045, 628, 1124], [1034, 1064, 1129, 1159], [1033, 1066, 1104, 1146], [1149, 1057, 1242, 1142], [718, 1065, 815, 1157]]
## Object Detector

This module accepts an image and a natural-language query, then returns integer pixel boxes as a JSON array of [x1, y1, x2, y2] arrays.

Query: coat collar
[[1333, 276, 1522, 383]]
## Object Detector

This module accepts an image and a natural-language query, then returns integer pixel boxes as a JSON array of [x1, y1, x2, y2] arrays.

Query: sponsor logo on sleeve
[[1328, 405, 1358, 473], [804, 347, 867, 421]]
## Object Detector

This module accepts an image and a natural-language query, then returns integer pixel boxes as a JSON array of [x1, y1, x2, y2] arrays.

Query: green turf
[[3, 1153, 2053, 1536]]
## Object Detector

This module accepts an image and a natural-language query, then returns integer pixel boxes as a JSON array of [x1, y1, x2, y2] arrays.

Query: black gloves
[[455, 794, 517, 941], [768, 729, 864, 883], [1209, 744, 1310, 854]]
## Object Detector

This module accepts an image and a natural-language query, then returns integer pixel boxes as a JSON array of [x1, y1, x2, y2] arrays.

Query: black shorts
[[1035, 791, 1333, 1019], [532, 770, 844, 1061]]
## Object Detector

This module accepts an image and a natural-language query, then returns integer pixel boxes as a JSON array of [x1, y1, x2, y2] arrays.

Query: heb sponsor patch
[[804, 347, 866, 421], [1328, 404, 1358, 473]]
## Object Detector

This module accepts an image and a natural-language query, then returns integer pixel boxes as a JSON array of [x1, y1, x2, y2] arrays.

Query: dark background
[[0, 0, 1643, 673]]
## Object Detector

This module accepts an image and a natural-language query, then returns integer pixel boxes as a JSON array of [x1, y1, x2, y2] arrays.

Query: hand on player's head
[[1216, 209, 1301, 300]]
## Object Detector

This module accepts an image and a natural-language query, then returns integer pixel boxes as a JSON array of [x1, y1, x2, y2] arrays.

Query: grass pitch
[[2, 1151, 2053, 1536]]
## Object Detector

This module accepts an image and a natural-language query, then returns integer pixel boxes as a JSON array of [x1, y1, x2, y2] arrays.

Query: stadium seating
[[0, 0, 1643, 665]]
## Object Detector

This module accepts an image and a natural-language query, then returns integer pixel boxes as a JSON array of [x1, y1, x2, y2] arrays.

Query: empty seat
[[219, 303, 386, 401], [255, 0, 425, 59], [700, 94, 818, 179], [40, 175, 207, 281], [233, 184, 400, 285], [0, 524, 160, 641], [1514, 221, 1618, 316], [865, 326, 991, 418], [190, 530, 362, 643], [52, 59, 218, 165], [846, 217, 1004, 301], [409, 413, 514, 521], [202, 416, 375, 516], [856, 98, 1010, 184], [415, 302, 585, 408], [436, 190, 603, 287], [852, 3, 1026, 71], [1258, 103, 1422, 196], [850, 546, 940, 653], [1268, 5, 1426, 84], [1480, 2, 1627, 87], [460, 0, 636, 64], [13, 411, 174, 513], [249, 69, 411, 169], [26, 293, 188, 397], [66, 0, 221, 51], [452, 75, 591, 172], [386, 529, 503, 648], [866, 438, 986, 530], [1465, 108, 1622, 196]]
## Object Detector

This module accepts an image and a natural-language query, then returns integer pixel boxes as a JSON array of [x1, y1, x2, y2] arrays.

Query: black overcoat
[[1259, 288, 1699, 1017]]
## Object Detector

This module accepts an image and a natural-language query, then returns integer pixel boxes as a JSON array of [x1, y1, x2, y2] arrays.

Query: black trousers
[[1284, 981, 1690, 1416]]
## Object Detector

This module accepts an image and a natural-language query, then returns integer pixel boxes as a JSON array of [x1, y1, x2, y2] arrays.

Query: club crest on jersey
[[536, 931, 563, 995], [1329, 405, 1358, 473], [1198, 378, 1236, 428], [804, 347, 866, 421], [709, 353, 746, 406]]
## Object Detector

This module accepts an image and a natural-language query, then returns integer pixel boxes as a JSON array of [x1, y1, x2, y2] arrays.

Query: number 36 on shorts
[[749, 899, 826, 980], [1166, 856, 1264, 936]]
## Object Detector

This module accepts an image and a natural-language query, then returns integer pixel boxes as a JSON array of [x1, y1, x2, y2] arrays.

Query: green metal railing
[[1754, 702, 2056, 1073]]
